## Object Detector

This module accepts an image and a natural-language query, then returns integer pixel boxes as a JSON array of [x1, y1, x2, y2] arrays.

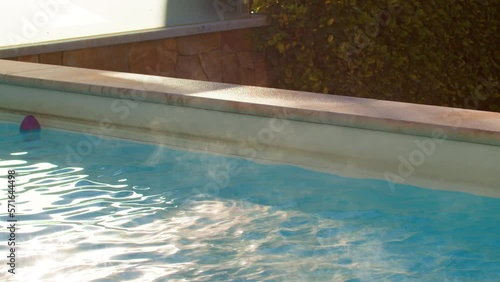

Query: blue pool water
[[0, 122, 499, 281]]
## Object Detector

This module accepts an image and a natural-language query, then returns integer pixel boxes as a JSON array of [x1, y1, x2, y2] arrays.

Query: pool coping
[[1, 59, 500, 147], [0, 14, 269, 58]]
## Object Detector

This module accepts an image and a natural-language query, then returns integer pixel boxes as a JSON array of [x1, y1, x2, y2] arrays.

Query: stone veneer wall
[[4, 28, 270, 87]]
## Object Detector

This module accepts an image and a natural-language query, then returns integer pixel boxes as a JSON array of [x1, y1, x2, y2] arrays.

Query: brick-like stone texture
[[254, 62, 269, 87], [240, 68, 255, 85], [129, 39, 176, 76], [222, 29, 253, 52], [177, 32, 221, 56], [18, 55, 39, 63], [174, 55, 208, 81], [7, 28, 271, 87], [253, 52, 266, 64], [63, 44, 130, 72], [39, 52, 62, 65], [222, 53, 240, 84], [199, 51, 222, 82], [237, 51, 254, 70]]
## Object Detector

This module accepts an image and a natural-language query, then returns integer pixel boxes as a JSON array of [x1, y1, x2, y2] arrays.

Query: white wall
[[1, 0, 249, 48]]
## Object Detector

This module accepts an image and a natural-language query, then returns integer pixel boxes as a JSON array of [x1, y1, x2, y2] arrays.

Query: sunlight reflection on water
[[0, 122, 499, 282]]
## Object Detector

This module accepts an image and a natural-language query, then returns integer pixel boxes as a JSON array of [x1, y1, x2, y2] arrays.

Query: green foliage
[[253, 0, 499, 112]]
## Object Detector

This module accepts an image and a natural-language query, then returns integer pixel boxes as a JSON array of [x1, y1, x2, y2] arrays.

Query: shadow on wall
[[165, 0, 250, 26]]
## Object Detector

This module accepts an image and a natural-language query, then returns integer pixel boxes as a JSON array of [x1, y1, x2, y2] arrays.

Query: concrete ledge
[[0, 14, 269, 58], [1, 59, 499, 147]]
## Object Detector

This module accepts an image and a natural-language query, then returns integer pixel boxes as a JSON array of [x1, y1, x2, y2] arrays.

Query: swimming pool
[[1, 121, 499, 281], [1, 59, 500, 281]]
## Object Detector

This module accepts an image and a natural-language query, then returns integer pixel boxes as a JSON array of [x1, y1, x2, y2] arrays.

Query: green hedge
[[253, 0, 499, 112]]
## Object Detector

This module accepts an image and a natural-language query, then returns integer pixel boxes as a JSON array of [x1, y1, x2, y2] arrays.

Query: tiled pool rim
[[1, 60, 499, 197]]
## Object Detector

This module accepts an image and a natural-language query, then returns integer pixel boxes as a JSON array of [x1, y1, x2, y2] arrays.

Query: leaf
[[277, 42, 285, 53], [253, 0, 499, 112], [327, 35, 334, 44]]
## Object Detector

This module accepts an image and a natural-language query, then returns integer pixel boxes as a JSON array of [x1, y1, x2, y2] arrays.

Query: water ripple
[[0, 122, 499, 281]]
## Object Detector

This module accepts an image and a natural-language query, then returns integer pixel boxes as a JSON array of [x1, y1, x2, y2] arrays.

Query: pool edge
[[1, 60, 500, 147]]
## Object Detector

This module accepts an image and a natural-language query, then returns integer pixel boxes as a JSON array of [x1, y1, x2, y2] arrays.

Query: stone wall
[[5, 28, 270, 87]]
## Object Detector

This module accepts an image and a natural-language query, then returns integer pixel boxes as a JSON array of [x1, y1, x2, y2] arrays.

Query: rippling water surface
[[0, 122, 499, 282]]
